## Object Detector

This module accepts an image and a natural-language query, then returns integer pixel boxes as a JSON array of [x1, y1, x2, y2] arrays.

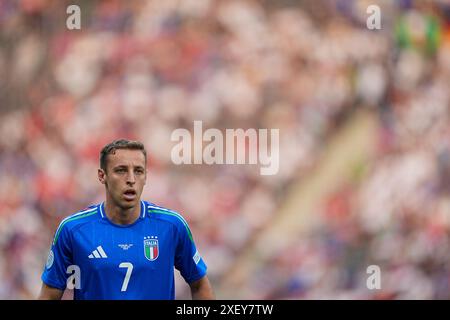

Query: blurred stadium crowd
[[0, 0, 449, 299]]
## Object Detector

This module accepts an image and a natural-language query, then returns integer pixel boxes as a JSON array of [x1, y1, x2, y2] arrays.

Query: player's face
[[99, 149, 147, 210]]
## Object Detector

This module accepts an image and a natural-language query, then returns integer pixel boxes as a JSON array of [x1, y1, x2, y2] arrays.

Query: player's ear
[[98, 168, 106, 184]]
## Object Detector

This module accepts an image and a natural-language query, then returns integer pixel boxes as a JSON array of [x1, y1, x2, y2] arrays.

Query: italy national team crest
[[144, 236, 159, 261]]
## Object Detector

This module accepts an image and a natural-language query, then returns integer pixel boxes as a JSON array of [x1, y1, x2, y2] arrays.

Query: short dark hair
[[100, 139, 147, 172]]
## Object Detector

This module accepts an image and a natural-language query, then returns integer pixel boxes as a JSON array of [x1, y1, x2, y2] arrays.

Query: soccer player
[[38, 139, 214, 300]]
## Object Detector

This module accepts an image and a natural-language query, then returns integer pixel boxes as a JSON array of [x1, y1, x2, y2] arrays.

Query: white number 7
[[119, 262, 133, 292]]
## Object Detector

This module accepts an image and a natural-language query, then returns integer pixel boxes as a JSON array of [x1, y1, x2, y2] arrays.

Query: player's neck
[[104, 200, 141, 225]]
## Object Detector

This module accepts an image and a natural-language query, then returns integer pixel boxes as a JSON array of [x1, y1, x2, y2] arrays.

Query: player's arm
[[40, 218, 74, 300], [173, 210, 214, 299], [189, 275, 215, 300], [38, 283, 64, 300]]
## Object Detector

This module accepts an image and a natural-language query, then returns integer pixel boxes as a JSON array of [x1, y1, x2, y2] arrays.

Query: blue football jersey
[[41, 201, 207, 300]]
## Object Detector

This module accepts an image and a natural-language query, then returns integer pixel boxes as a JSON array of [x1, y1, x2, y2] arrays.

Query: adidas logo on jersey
[[88, 246, 108, 259]]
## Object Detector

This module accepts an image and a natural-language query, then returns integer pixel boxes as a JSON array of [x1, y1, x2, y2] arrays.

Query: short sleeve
[[174, 222, 207, 284], [41, 222, 73, 290]]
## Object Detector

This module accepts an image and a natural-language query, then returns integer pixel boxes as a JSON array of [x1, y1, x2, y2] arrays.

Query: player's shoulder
[[52, 204, 100, 244], [61, 204, 101, 228], [144, 201, 191, 230]]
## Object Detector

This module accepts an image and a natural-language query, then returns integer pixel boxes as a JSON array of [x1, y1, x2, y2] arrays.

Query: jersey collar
[[99, 200, 146, 220]]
